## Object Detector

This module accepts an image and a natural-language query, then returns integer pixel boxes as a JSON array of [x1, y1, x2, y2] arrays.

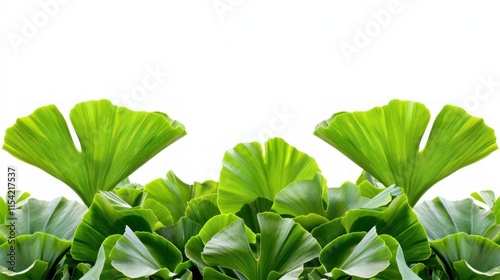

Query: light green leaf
[[0, 260, 48, 280], [326, 182, 371, 220], [142, 198, 174, 228], [110, 227, 182, 279], [0, 232, 71, 279], [218, 138, 321, 214], [80, 235, 130, 280], [202, 212, 321, 280], [342, 195, 431, 262], [157, 217, 202, 256], [234, 197, 273, 233], [431, 233, 500, 279], [202, 267, 238, 280], [415, 197, 499, 241], [272, 173, 327, 217], [320, 227, 391, 279], [185, 214, 256, 272], [185, 194, 221, 226], [15, 197, 86, 240], [314, 100, 498, 206], [113, 183, 145, 207], [3, 100, 186, 206], [144, 171, 217, 223], [292, 213, 329, 232], [71, 193, 157, 262], [372, 235, 422, 280], [311, 218, 346, 248], [471, 190, 496, 209]]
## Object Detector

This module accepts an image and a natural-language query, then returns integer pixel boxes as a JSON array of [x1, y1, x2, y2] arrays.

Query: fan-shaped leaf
[[320, 227, 391, 279], [71, 193, 157, 262], [431, 233, 500, 279], [110, 227, 182, 279], [218, 138, 321, 214], [342, 195, 431, 262], [415, 197, 499, 241], [315, 100, 498, 206], [2, 100, 186, 206], [0, 232, 71, 279], [15, 197, 86, 240], [145, 171, 217, 223], [272, 173, 326, 217], [201, 212, 321, 279]]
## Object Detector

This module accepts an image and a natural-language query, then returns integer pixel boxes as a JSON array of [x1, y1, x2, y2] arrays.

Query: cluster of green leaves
[[1, 99, 499, 279]]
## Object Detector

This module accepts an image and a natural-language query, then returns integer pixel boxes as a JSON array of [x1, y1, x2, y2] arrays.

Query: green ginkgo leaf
[[185, 214, 256, 272], [431, 233, 500, 279], [15, 197, 87, 240], [218, 138, 321, 214], [110, 227, 182, 279], [0, 232, 71, 279], [185, 194, 221, 226], [3, 100, 186, 206], [156, 216, 202, 257], [372, 235, 422, 280], [71, 193, 157, 262], [415, 197, 500, 241], [320, 227, 391, 279], [341, 195, 431, 262], [80, 235, 130, 280], [113, 182, 145, 207], [0, 260, 48, 280], [144, 171, 217, 223], [197, 212, 320, 280], [201, 212, 321, 280], [314, 100, 498, 206], [272, 173, 327, 217], [471, 190, 497, 209]]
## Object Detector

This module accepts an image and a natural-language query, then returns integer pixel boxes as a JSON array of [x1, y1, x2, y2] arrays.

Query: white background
[[1, 1, 499, 205]]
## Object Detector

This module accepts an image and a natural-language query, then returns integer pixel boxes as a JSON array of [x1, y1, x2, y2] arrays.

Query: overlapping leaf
[[110, 227, 182, 279], [3, 100, 186, 206], [144, 171, 217, 223], [315, 99, 498, 206], [341, 195, 431, 262], [0, 233, 71, 279], [415, 197, 500, 241], [71, 193, 157, 262], [200, 212, 321, 280], [320, 227, 391, 279], [431, 233, 500, 279], [15, 197, 86, 240], [218, 138, 321, 214]]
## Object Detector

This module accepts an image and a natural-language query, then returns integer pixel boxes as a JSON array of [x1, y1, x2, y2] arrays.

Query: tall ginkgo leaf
[[218, 138, 321, 214], [314, 100, 498, 206], [3, 100, 186, 206]]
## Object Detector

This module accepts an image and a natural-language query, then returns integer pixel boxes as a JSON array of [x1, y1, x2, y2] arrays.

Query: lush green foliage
[[1, 99, 499, 279]]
